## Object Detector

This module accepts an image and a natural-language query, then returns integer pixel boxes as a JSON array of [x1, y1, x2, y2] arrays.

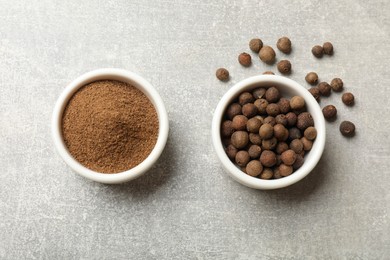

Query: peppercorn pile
[[222, 86, 317, 179]]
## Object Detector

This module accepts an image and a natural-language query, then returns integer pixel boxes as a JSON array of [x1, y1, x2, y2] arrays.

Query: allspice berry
[[246, 117, 262, 133], [260, 150, 277, 167], [312, 45, 324, 58], [252, 87, 266, 99], [276, 37, 292, 54], [297, 112, 314, 130], [254, 99, 268, 114], [304, 126, 317, 140], [305, 72, 319, 85], [216, 68, 229, 81], [231, 131, 249, 149], [238, 92, 255, 105], [308, 87, 321, 101], [289, 127, 302, 140], [301, 137, 313, 151], [262, 137, 278, 150], [276, 142, 289, 155], [248, 145, 262, 159], [323, 42, 334, 55], [235, 151, 250, 167], [263, 71, 275, 75], [259, 123, 274, 139], [279, 164, 293, 177], [249, 133, 262, 145], [274, 124, 288, 141], [249, 38, 263, 53], [277, 60, 292, 74], [280, 149, 297, 166], [340, 121, 355, 137], [259, 46, 276, 64], [290, 139, 304, 154], [330, 78, 344, 92], [227, 103, 242, 119], [293, 154, 304, 170], [286, 112, 297, 126], [260, 168, 273, 179], [263, 116, 276, 126], [225, 144, 238, 160], [242, 103, 258, 118], [342, 92, 355, 106], [290, 96, 305, 110], [278, 98, 291, 114], [238, 52, 252, 67], [265, 87, 280, 103], [266, 103, 280, 117], [232, 115, 248, 130], [318, 82, 332, 96], [221, 120, 234, 137], [322, 105, 337, 120], [246, 160, 263, 177], [275, 114, 288, 126]]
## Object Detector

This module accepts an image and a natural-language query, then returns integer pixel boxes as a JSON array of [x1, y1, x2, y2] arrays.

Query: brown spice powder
[[62, 80, 159, 173]]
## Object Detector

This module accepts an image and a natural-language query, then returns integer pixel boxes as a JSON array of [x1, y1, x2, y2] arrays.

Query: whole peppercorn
[[246, 117, 262, 133], [293, 154, 304, 170], [323, 42, 334, 55], [312, 45, 324, 58], [249, 38, 263, 53], [254, 98, 268, 114], [340, 121, 356, 137], [275, 114, 288, 126], [286, 112, 297, 126], [276, 155, 282, 166], [262, 137, 278, 150], [259, 123, 274, 139], [263, 71, 275, 75], [280, 149, 297, 166], [304, 126, 317, 140], [260, 150, 277, 167], [260, 168, 273, 179], [216, 68, 229, 81], [289, 127, 302, 140], [322, 105, 337, 120], [301, 137, 313, 151], [248, 144, 262, 159], [226, 103, 242, 119], [249, 133, 262, 145], [342, 92, 355, 106], [225, 144, 238, 160], [235, 151, 250, 167], [290, 139, 304, 154], [274, 124, 288, 141], [263, 116, 276, 126], [273, 168, 282, 179], [305, 72, 319, 85], [232, 115, 248, 130], [276, 142, 289, 155], [308, 87, 321, 101], [276, 37, 292, 54], [242, 103, 258, 118], [259, 45, 276, 64], [238, 92, 255, 105], [252, 87, 266, 99], [297, 112, 314, 130], [231, 131, 249, 149], [279, 164, 293, 177], [221, 120, 234, 137], [238, 52, 252, 67], [277, 60, 292, 74], [246, 160, 263, 177], [318, 82, 332, 96], [266, 103, 280, 117], [290, 96, 305, 110], [277, 98, 291, 114], [265, 87, 280, 103], [330, 78, 344, 92]]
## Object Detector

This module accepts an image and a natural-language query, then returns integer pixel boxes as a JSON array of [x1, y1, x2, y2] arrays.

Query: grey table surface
[[1, 0, 389, 259]]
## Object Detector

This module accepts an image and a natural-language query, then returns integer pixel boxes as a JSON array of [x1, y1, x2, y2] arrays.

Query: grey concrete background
[[0, 0, 389, 259]]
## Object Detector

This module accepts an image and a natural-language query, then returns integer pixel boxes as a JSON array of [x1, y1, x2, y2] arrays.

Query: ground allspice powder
[[62, 80, 159, 173]]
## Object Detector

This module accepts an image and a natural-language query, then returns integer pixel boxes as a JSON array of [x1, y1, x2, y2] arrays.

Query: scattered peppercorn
[[252, 87, 266, 99], [304, 126, 317, 141], [263, 71, 275, 75], [323, 42, 334, 55], [277, 60, 292, 74], [305, 72, 319, 85], [342, 92, 355, 106], [249, 38, 263, 53], [260, 150, 277, 167], [238, 52, 252, 67], [330, 78, 344, 92], [318, 82, 332, 96], [322, 105, 337, 120], [231, 131, 249, 149], [290, 96, 305, 110], [259, 46, 276, 64], [216, 68, 229, 81], [312, 45, 324, 58], [265, 87, 280, 103], [226, 103, 242, 119], [308, 87, 321, 102], [235, 151, 250, 167], [246, 160, 263, 176], [340, 121, 355, 137], [276, 37, 292, 54], [238, 92, 255, 105], [248, 145, 262, 159]]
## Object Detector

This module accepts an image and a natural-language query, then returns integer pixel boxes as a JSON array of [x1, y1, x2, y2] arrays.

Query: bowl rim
[[212, 75, 326, 190], [52, 68, 169, 184]]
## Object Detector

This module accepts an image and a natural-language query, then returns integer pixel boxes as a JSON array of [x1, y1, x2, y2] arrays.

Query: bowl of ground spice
[[52, 69, 169, 184], [212, 75, 326, 189]]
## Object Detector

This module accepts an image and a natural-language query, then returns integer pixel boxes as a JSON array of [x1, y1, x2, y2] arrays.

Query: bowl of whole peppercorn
[[212, 75, 326, 189]]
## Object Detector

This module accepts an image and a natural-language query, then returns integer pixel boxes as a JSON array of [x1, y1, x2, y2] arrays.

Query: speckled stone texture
[[0, 0, 389, 259]]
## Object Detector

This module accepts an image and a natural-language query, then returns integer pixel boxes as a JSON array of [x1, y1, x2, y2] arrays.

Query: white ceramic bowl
[[52, 68, 169, 184], [212, 75, 326, 190]]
